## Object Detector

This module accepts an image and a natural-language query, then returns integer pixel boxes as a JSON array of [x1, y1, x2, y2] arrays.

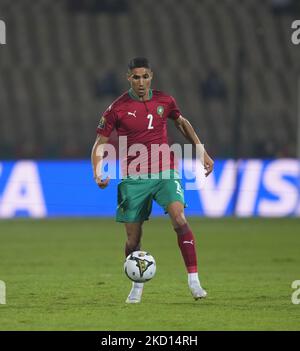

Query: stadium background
[[0, 0, 300, 332], [0, 0, 300, 218]]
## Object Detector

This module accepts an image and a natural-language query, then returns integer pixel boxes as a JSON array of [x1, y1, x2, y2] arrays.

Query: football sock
[[188, 272, 201, 287], [175, 223, 198, 273], [133, 282, 144, 289], [126, 282, 144, 303]]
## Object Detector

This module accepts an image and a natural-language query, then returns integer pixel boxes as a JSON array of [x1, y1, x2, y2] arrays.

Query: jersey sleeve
[[96, 106, 118, 137], [167, 96, 181, 120]]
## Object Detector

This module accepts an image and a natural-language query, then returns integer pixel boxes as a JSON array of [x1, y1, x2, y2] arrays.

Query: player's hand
[[94, 176, 110, 189], [204, 153, 214, 177]]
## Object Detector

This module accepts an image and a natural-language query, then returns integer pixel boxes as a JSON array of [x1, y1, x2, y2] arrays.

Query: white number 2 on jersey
[[147, 114, 154, 129]]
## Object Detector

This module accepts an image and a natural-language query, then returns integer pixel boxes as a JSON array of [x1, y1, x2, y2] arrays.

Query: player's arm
[[174, 115, 214, 176], [91, 134, 110, 189]]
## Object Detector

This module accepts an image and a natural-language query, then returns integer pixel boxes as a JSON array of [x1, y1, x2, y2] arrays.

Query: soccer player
[[91, 57, 214, 303]]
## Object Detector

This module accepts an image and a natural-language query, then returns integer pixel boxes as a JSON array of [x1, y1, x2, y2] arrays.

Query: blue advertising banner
[[0, 159, 299, 218]]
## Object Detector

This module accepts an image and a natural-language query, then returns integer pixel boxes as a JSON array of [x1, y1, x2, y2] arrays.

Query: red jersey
[[96, 89, 181, 176]]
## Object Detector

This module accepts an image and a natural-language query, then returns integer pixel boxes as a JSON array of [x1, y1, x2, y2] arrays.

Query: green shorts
[[116, 170, 186, 223]]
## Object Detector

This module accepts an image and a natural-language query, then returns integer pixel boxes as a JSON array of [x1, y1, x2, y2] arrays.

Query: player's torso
[[115, 92, 170, 144]]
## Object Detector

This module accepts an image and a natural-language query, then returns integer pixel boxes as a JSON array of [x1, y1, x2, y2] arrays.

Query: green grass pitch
[[0, 217, 299, 331]]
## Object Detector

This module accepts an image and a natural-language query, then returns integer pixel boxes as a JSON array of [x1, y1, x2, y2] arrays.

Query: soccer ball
[[124, 251, 156, 283]]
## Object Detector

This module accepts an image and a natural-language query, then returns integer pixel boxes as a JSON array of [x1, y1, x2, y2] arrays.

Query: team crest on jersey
[[157, 106, 164, 117], [97, 116, 106, 129]]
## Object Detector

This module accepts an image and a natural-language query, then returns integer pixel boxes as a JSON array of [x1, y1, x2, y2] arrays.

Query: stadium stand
[[0, 0, 299, 158]]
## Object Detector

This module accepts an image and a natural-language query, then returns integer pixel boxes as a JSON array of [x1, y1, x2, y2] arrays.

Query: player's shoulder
[[152, 89, 176, 104], [104, 91, 131, 113]]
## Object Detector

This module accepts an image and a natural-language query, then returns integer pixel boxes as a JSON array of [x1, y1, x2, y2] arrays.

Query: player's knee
[[172, 211, 187, 228]]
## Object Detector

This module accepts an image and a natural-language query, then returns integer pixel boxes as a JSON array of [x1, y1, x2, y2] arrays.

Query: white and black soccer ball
[[124, 251, 156, 283]]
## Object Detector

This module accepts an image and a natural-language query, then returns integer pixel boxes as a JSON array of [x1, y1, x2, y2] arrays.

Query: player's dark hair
[[128, 57, 151, 71]]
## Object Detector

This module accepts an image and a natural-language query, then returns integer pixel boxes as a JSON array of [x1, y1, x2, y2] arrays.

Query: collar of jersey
[[128, 88, 153, 101]]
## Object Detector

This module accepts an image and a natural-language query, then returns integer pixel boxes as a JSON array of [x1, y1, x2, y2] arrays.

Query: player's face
[[127, 68, 153, 99]]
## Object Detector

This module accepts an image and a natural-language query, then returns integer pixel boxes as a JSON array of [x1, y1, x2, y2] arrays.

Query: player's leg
[[167, 201, 207, 300], [116, 179, 154, 303], [154, 172, 206, 300], [124, 222, 143, 257], [124, 222, 144, 303]]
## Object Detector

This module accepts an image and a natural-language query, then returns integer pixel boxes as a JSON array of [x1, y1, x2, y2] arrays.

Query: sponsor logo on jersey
[[97, 116, 106, 129], [157, 106, 164, 117], [128, 111, 137, 117]]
